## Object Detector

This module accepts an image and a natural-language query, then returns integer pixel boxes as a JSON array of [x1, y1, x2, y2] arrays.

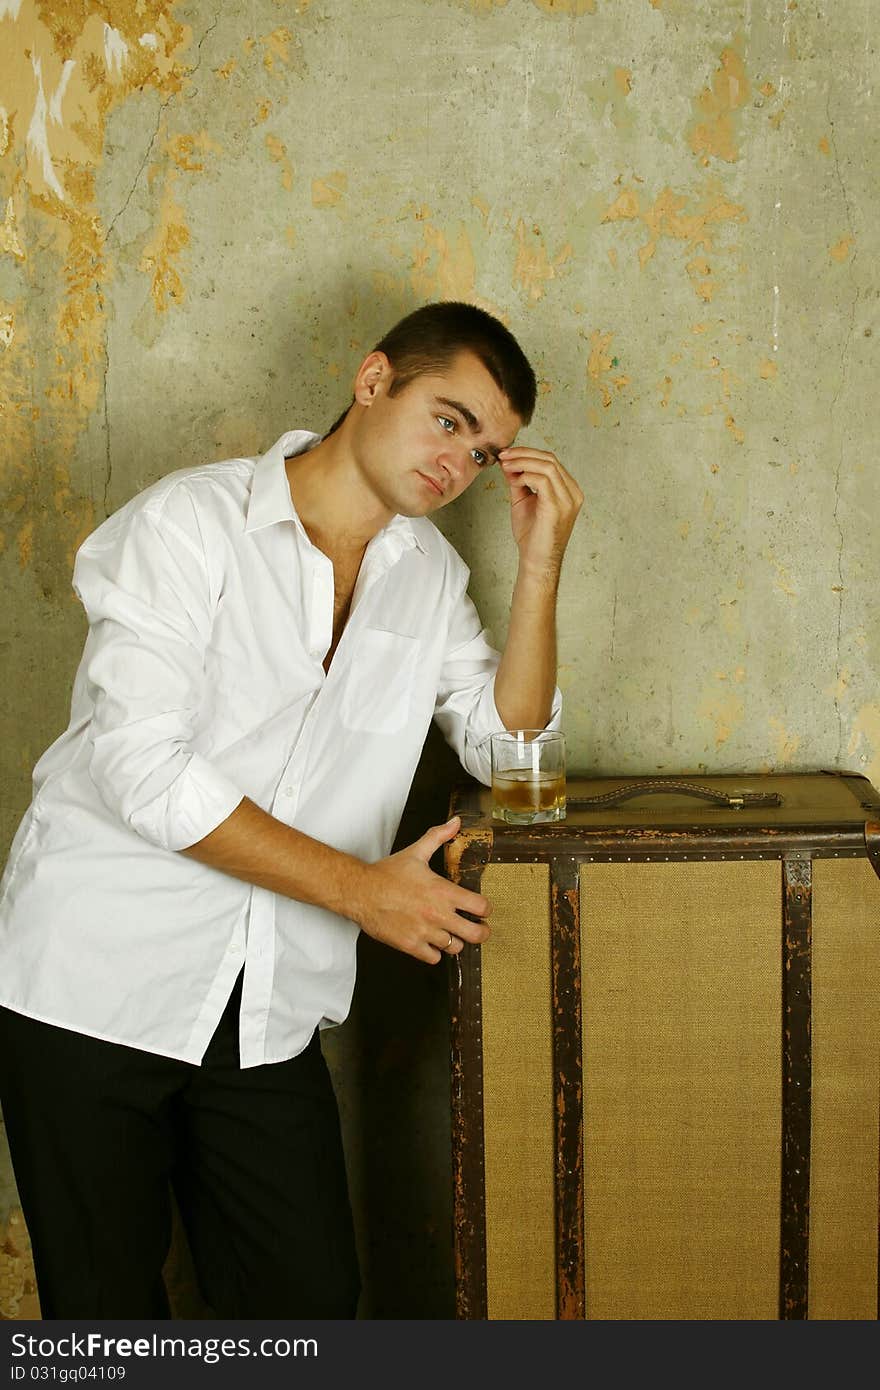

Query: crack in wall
[[100, 20, 218, 520], [104, 97, 170, 244]]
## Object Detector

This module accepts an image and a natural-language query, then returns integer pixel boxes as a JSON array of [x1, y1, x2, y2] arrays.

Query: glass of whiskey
[[490, 730, 566, 824]]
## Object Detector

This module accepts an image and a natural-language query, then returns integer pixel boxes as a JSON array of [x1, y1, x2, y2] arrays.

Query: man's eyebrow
[[435, 396, 505, 461]]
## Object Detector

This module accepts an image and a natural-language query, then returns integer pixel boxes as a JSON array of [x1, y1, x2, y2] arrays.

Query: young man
[[0, 301, 583, 1319]]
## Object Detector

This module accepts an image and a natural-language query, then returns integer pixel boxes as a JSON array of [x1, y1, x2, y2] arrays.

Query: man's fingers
[[409, 814, 461, 862], [429, 929, 467, 958], [450, 907, 490, 941]]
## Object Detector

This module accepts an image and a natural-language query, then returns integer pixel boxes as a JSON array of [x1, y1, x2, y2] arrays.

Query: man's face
[[352, 350, 522, 518]]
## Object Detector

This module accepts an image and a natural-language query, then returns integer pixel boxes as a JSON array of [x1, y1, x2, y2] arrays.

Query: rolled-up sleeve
[[73, 488, 244, 851], [433, 577, 563, 786]]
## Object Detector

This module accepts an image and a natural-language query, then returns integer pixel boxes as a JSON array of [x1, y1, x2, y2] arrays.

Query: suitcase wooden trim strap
[[444, 771, 880, 1322]]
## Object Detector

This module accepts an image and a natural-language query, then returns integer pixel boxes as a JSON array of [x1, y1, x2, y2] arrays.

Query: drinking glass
[[490, 730, 566, 824]]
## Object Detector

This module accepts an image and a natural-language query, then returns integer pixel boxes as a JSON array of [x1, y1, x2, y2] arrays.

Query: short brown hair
[[325, 300, 536, 436]]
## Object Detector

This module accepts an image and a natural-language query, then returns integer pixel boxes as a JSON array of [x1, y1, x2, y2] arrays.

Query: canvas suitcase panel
[[444, 772, 880, 1321]]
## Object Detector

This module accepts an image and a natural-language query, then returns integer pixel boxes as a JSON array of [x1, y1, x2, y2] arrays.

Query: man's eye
[[471, 449, 489, 467], [437, 416, 455, 433]]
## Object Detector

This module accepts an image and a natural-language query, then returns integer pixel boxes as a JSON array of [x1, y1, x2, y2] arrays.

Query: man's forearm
[[493, 565, 559, 730], [182, 796, 370, 919], [180, 795, 491, 964]]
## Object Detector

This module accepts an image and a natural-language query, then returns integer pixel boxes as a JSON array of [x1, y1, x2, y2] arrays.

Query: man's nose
[[437, 446, 469, 480]]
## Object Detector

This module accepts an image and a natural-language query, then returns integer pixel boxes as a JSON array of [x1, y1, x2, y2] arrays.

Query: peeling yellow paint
[[261, 27, 294, 75], [768, 105, 787, 131], [0, 0, 196, 572], [16, 516, 34, 570], [688, 44, 750, 164], [698, 689, 744, 747], [255, 99, 272, 123], [587, 329, 628, 409], [607, 247, 617, 269], [769, 717, 800, 764], [401, 214, 496, 309], [1, 196, 26, 259], [164, 130, 221, 174], [818, 134, 831, 156], [614, 68, 632, 95], [285, 224, 296, 248], [848, 705, 880, 785], [471, 194, 490, 224], [759, 358, 777, 380], [659, 375, 672, 408], [724, 415, 744, 444], [267, 135, 295, 192], [768, 556, 797, 598], [587, 405, 602, 428], [215, 58, 236, 79], [707, 356, 736, 401], [530, 0, 596, 15], [602, 180, 746, 302], [139, 177, 190, 313], [603, 189, 640, 223], [679, 521, 690, 539], [829, 236, 854, 263], [513, 220, 572, 302], [759, 81, 776, 98], [312, 170, 347, 207], [0, 312, 13, 350], [0, 300, 35, 547], [0, 106, 9, 157], [138, 128, 219, 316]]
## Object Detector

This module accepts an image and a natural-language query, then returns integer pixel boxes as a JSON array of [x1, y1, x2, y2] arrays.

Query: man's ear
[[353, 351, 392, 407]]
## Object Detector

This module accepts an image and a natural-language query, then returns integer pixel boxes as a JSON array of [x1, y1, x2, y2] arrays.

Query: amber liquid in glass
[[491, 769, 566, 823]]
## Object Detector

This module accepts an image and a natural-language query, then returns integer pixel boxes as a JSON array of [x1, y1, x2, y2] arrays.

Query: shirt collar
[[245, 431, 319, 535], [245, 430, 427, 554]]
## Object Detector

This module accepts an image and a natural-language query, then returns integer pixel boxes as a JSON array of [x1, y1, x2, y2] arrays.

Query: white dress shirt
[[0, 431, 562, 1067]]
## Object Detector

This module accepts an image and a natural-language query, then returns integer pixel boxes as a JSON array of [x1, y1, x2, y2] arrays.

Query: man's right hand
[[351, 815, 491, 963]]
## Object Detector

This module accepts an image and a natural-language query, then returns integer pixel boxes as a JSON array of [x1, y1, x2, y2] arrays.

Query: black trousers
[[0, 977, 360, 1319]]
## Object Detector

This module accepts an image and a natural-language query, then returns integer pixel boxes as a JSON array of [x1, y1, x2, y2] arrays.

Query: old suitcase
[[443, 771, 880, 1321]]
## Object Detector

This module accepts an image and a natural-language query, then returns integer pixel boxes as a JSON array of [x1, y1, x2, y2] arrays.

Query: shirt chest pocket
[[341, 629, 420, 735]]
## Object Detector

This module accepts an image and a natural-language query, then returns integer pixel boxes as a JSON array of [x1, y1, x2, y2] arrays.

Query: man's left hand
[[498, 447, 584, 579]]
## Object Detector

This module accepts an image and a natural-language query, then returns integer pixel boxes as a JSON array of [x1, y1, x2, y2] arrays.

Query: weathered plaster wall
[[1, 0, 877, 1318]]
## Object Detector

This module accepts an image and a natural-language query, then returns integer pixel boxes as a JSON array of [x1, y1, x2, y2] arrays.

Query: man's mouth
[[417, 472, 446, 497]]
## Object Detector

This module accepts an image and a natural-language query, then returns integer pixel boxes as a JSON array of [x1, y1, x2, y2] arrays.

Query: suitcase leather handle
[[865, 821, 880, 882], [568, 779, 782, 810]]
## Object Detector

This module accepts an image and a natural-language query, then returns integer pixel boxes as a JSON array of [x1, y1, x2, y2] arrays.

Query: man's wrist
[[330, 852, 375, 927], [513, 558, 562, 595]]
